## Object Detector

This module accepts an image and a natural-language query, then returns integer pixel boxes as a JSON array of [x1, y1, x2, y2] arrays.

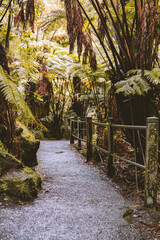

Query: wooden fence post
[[108, 117, 115, 177], [78, 117, 81, 150], [87, 117, 92, 162], [64, 116, 68, 139], [81, 121, 84, 139], [70, 117, 74, 144], [145, 117, 159, 209]]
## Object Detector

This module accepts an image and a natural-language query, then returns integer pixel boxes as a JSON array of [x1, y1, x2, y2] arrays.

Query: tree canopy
[[0, 0, 160, 141]]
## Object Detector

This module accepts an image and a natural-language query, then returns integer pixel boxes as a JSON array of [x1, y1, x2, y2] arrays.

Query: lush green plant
[[115, 68, 160, 96], [0, 65, 35, 120]]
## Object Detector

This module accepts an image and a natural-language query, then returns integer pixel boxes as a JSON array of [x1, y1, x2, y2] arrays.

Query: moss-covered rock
[[16, 122, 40, 167], [20, 137, 40, 167], [0, 167, 42, 201], [0, 141, 22, 177], [0, 122, 41, 202]]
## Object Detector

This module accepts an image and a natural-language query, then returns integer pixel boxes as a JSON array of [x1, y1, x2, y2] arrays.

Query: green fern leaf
[[0, 66, 35, 120], [38, 10, 66, 32], [115, 73, 151, 96]]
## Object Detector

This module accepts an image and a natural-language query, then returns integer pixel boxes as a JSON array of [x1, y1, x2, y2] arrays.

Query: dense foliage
[[0, 0, 160, 165]]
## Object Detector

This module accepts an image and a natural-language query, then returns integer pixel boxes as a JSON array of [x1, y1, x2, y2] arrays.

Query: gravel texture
[[0, 140, 142, 240]]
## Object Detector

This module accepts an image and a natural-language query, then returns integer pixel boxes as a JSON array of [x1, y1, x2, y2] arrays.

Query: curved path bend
[[0, 141, 141, 240]]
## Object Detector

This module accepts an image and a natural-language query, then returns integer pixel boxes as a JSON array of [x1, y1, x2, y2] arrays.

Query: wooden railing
[[70, 116, 159, 209]]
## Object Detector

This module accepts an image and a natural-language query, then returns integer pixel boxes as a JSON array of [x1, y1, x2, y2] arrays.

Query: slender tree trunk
[[5, 11, 11, 51]]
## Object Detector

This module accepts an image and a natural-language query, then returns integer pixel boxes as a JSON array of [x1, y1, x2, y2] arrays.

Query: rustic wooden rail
[[70, 116, 159, 209]]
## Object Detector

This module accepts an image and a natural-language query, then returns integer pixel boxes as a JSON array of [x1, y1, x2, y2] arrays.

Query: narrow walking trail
[[0, 141, 141, 240]]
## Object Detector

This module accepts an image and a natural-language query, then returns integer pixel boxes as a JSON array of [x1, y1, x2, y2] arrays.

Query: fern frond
[[127, 68, 160, 85], [145, 68, 160, 84], [0, 66, 35, 120], [115, 68, 160, 96], [115, 74, 151, 96], [38, 10, 66, 32], [89, 70, 106, 79], [66, 63, 87, 78], [127, 69, 142, 76]]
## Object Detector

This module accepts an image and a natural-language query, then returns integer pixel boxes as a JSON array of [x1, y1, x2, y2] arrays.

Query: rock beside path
[[0, 167, 41, 202]]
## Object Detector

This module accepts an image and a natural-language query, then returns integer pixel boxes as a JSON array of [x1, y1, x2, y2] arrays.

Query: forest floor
[[0, 140, 144, 240]]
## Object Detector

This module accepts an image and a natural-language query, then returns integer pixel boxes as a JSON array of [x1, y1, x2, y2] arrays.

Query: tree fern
[[115, 68, 160, 96], [38, 10, 66, 32], [66, 61, 107, 80], [144, 69, 160, 85], [0, 66, 35, 120]]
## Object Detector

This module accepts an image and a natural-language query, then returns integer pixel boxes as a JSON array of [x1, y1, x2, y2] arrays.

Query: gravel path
[[0, 140, 142, 240]]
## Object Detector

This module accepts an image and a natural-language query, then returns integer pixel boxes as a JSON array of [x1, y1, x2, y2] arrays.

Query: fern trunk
[[115, 92, 158, 164]]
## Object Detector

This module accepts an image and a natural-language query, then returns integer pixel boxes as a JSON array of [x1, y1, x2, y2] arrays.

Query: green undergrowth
[[16, 122, 40, 167], [0, 141, 22, 176], [0, 122, 42, 202], [16, 120, 47, 140], [0, 167, 42, 201], [16, 121, 35, 140]]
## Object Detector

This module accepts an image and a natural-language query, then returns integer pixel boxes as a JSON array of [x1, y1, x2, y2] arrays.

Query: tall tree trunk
[[5, 11, 11, 51]]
